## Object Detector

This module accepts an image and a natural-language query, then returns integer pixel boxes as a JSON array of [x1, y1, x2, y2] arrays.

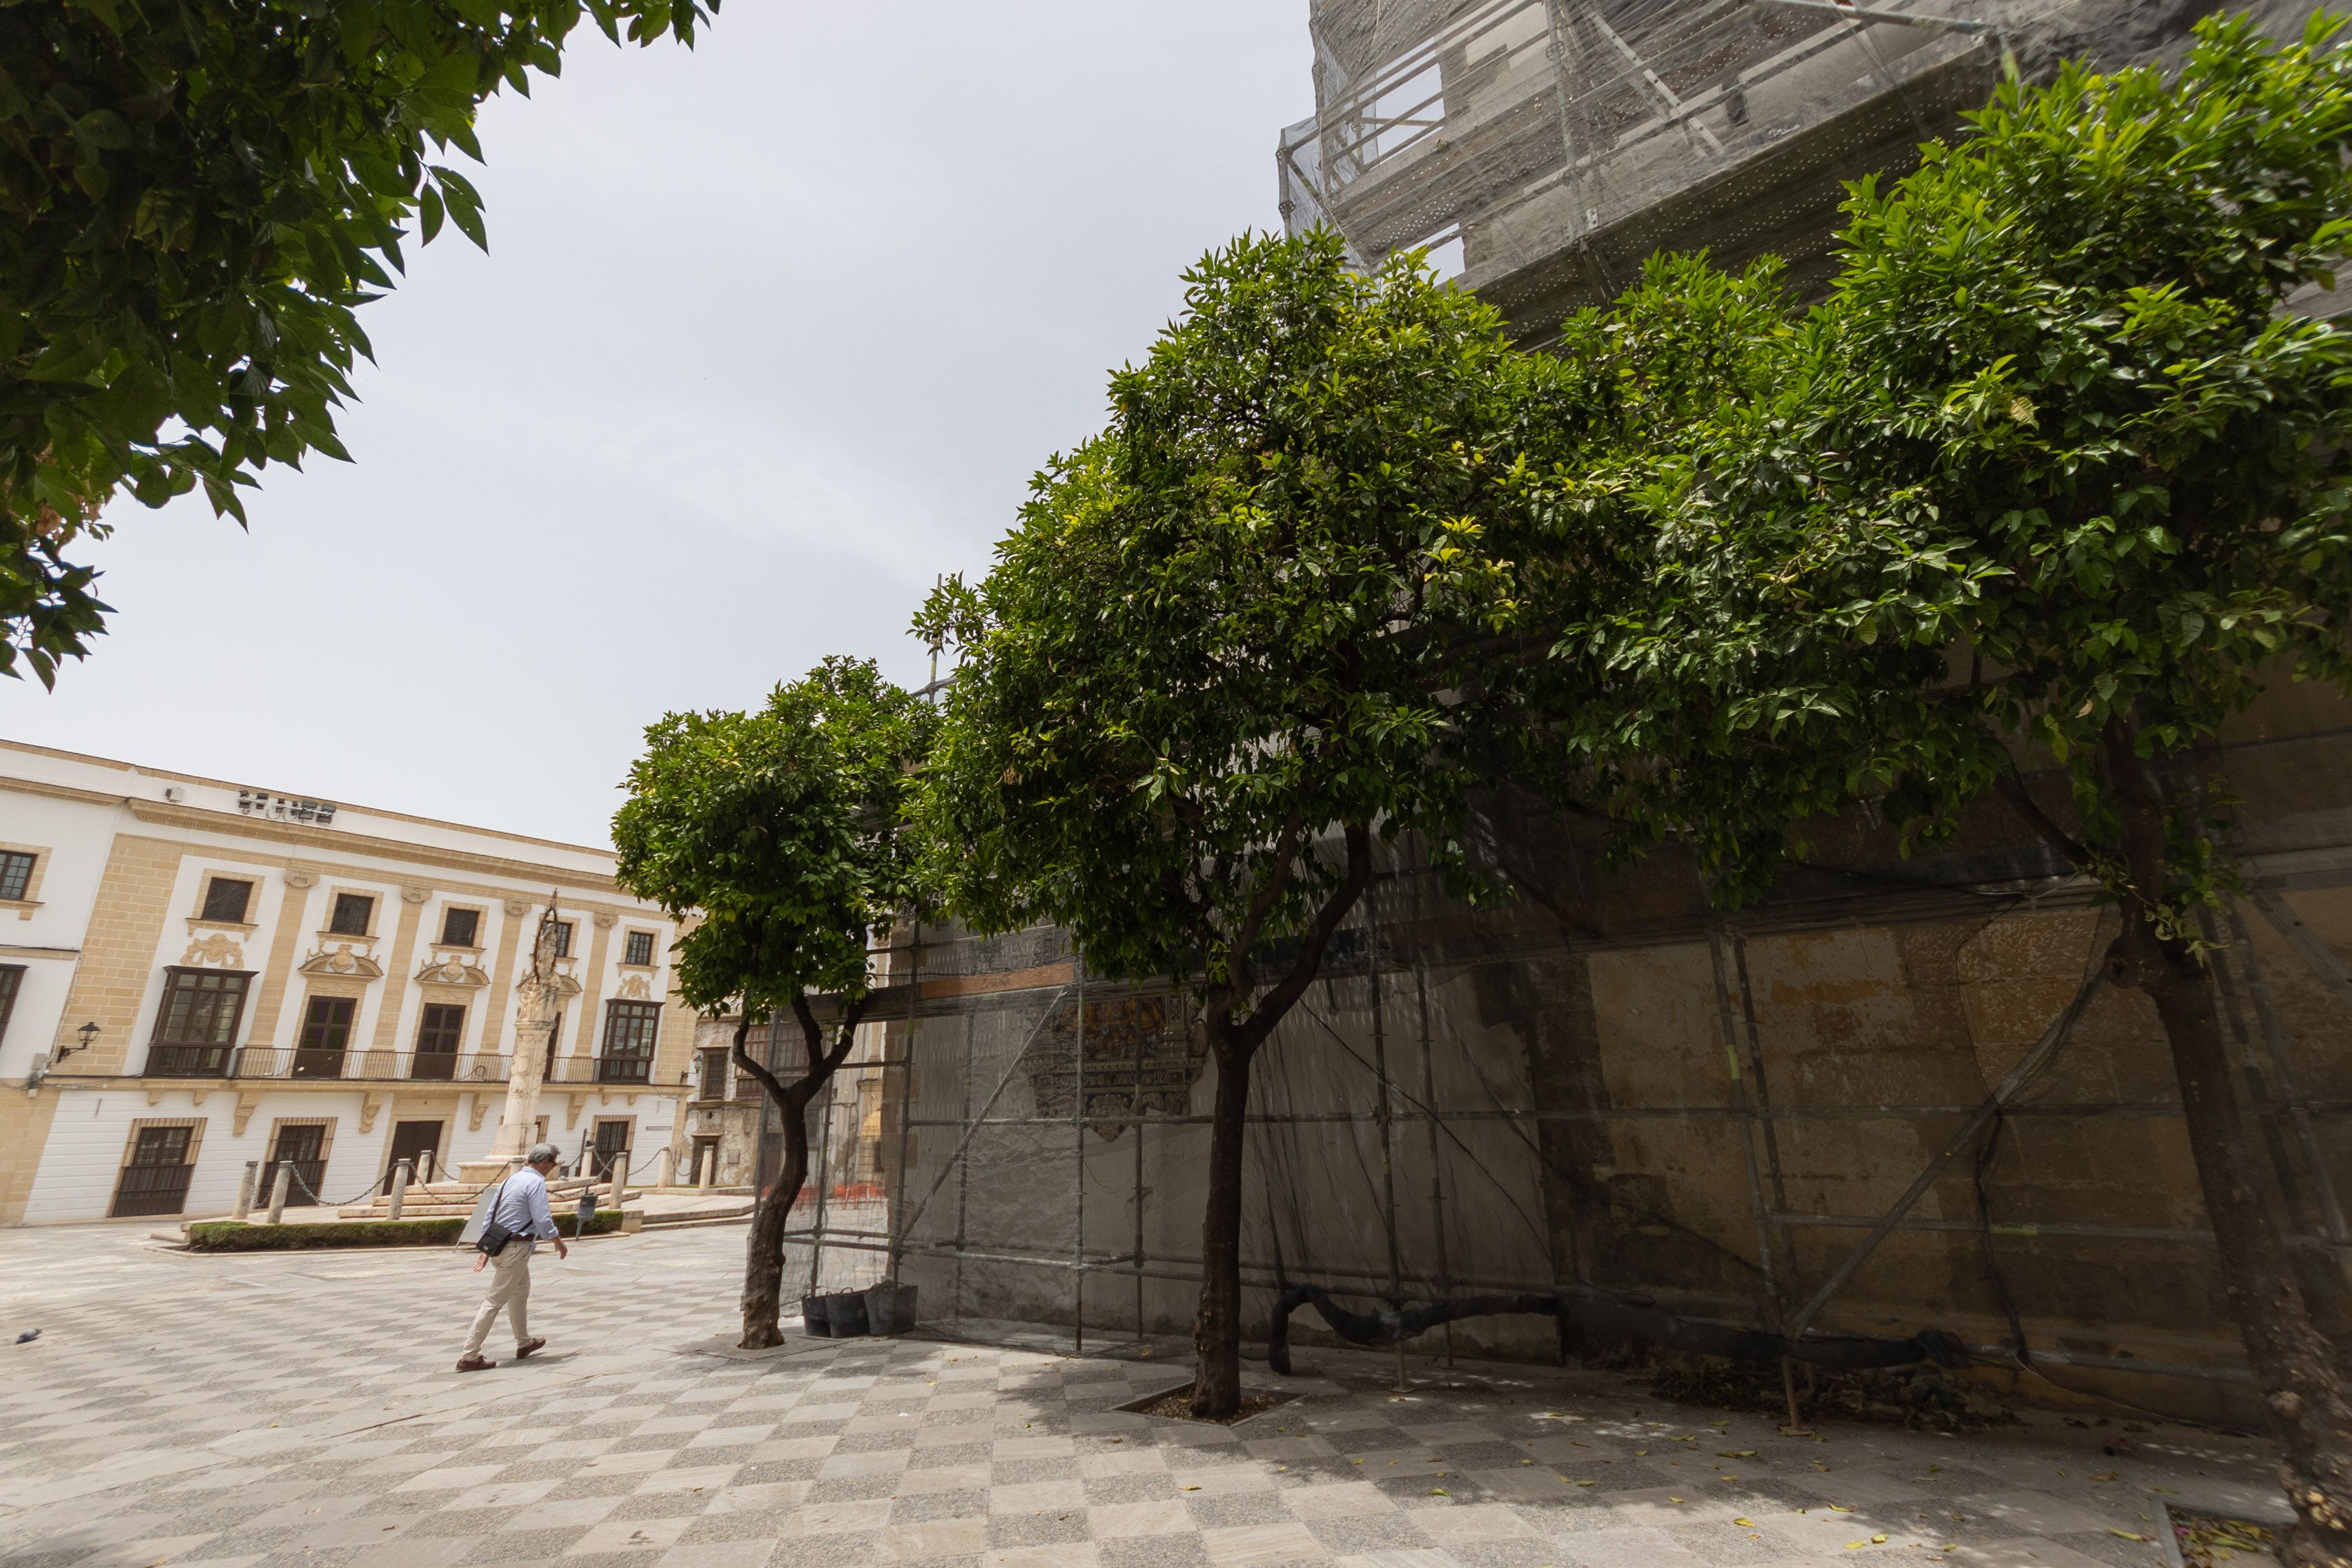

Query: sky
[[1, 3, 1313, 848]]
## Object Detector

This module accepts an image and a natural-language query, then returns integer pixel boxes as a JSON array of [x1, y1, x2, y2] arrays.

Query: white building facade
[[0, 741, 694, 1225]]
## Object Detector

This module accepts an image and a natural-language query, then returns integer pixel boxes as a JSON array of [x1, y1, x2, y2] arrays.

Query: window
[[549, 920, 574, 959], [146, 968, 252, 1076], [623, 930, 656, 967], [411, 1001, 465, 1081], [0, 965, 20, 1048], [440, 908, 480, 948], [199, 876, 253, 923], [293, 995, 355, 1077], [110, 1123, 199, 1217], [0, 850, 36, 902], [598, 999, 660, 1084], [329, 893, 373, 937], [257, 1121, 329, 1208], [696, 1046, 729, 1101], [415, 1002, 464, 1053]]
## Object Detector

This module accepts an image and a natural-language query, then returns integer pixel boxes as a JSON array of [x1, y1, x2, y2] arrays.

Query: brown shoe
[[514, 1337, 546, 1359], [455, 1354, 496, 1373]]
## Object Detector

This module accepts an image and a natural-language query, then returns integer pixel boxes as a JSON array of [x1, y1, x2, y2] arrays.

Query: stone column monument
[[460, 901, 565, 1185]]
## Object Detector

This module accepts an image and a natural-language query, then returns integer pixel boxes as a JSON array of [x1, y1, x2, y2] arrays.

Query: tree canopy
[[1, 0, 715, 685], [1532, 17, 2352, 1559], [614, 654, 932, 1346], [917, 228, 1547, 1414]]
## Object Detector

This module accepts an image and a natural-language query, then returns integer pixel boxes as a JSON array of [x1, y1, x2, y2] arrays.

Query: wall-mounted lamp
[[55, 1021, 99, 1064]]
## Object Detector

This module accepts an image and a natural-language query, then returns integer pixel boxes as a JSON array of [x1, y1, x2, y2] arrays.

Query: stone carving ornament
[[181, 933, 244, 968]]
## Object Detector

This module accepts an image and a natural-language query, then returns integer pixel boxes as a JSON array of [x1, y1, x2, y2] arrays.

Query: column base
[[457, 1157, 519, 1184]]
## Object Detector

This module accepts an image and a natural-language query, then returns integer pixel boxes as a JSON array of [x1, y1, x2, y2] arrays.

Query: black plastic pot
[[800, 1294, 831, 1336], [823, 1291, 870, 1337]]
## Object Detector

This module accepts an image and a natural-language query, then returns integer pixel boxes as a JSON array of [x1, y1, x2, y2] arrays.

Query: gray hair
[[527, 1142, 561, 1167]]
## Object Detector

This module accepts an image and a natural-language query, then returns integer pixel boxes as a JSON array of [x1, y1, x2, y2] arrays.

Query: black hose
[[1266, 1281, 1969, 1376]]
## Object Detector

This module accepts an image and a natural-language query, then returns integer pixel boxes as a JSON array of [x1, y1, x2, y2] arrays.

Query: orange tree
[[1, 0, 714, 684], [1538, 21, 2352, 1559], [614, 657, 932, 1349], [914, 231, 1541, 1417]]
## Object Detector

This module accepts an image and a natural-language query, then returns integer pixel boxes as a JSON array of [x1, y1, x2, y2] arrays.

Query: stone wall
[[870, 679, 2352, 1424]]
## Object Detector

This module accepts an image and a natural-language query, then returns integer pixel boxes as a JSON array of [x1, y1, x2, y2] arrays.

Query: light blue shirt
[[489, 1166, 560, 1252]]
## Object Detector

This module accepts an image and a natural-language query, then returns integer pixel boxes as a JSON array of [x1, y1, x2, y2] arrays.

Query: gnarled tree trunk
[[732, 995, 872, 1351], [1188, 823, 1375, 1418], [2103, 722, 2352, 1568], [1191, 1013, 1254, 1416]]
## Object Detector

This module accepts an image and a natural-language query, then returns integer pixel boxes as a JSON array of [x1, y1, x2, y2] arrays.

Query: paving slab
[[0, 1222, 2284, 1567]]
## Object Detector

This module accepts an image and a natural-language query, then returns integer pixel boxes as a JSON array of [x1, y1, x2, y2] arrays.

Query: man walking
[[456, 1142, 567, 1372]]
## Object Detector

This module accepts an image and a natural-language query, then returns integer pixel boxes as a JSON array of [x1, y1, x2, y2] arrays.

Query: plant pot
[[800, 1294, 831, 1337], [865, 1282, 918, 1335], [823, 1291, 870, 1337]]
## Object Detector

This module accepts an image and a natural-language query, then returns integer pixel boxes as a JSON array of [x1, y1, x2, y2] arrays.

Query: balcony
[[546, 1053, 657, 1087], [141, 1046, 511, 1083]]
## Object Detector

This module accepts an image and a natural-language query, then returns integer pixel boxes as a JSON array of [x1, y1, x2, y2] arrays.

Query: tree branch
[[1993, 749, 2092, 868], [729, 1012, 792, 1107], [1239, 820, 1374, 1049], [822, 995, 876, 1074]]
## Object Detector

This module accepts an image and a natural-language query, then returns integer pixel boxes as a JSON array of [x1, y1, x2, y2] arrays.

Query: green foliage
[[0, 0, 715, 685], [1551, 14, 2352, 930], [614, 657, 935, 1031], [184, 1211, 622, 1249], [916, 230, 1540, 1003]]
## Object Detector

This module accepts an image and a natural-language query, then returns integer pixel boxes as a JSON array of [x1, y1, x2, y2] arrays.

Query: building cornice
[[121, 801, 624, 894]]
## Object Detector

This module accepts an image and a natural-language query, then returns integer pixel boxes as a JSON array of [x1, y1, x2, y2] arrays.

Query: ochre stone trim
[[245, 878, 317, 1048], [50, 834, 189, 1074], [124, 799, 623, 890]]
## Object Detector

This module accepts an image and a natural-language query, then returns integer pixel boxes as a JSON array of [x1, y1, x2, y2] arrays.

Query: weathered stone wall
[[881, 680, 2352, 1424]]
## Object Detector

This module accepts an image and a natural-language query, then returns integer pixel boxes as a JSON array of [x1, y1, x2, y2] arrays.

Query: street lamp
[[55, 1021, 98, 1064]]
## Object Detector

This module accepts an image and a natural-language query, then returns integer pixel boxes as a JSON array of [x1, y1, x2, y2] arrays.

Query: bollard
[[266, 1160, 293, 1226], [609, 1155, 627, 1211], [386, 1158, 413, 1222], [698, 1150, 714, 1193], [232, 1159, 258, 1222], [656, 1145, 675, 1191]]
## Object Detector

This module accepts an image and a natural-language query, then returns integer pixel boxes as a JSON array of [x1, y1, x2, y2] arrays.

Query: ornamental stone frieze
[[616, 972, 653, 1001], [298, 941, 383, 980], [415, 950, 491, 988], [181, 933, 245, 968]]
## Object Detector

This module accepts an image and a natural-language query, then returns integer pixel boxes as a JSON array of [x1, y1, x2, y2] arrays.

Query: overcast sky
[[1, 3, 1312, 847]]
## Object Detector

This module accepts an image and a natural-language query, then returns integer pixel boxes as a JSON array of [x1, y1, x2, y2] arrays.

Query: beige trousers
[[462, 1244, 533, 1356]]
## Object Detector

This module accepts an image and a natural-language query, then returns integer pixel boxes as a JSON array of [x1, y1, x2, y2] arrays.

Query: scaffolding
[[1277, 0, 2076, 333], [761, 810, 2352, 1418]]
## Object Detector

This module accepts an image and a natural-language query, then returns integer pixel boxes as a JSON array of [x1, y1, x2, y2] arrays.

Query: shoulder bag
[[475, 1178, 516, 1257]]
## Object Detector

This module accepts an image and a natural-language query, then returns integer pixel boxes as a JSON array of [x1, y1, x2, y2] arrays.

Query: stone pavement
[[0, 1222, 2290, 1568]]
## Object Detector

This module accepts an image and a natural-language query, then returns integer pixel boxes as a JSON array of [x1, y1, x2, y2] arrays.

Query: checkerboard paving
[[0, 1222, 2292, 1567]]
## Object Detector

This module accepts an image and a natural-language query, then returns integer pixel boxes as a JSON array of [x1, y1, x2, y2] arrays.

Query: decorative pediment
[[415, 951, 490, 988], [299, 942, 382, 980], [182, 933, 245, 968]]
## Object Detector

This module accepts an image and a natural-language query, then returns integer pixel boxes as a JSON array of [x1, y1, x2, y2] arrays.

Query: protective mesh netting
[[1280, 0, 2133, 335]]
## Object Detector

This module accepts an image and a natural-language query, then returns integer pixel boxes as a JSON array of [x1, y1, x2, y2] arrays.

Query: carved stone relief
[[298, 943, 383, 980], [616, 973, 652, 1001], [181, 933, 245, 968], [415, 952, 491, 988], [1023, 992, 1204, 1140]]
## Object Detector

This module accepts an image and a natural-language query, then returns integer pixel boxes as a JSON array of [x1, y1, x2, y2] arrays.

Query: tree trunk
[[738, 1085, 810, 1349], [2104, 723, 2352, 1568], [1191, 1013, 1254, 1418]]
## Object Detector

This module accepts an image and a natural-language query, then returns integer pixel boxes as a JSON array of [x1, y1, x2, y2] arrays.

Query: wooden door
[[385, 1120, 442, 1186]]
